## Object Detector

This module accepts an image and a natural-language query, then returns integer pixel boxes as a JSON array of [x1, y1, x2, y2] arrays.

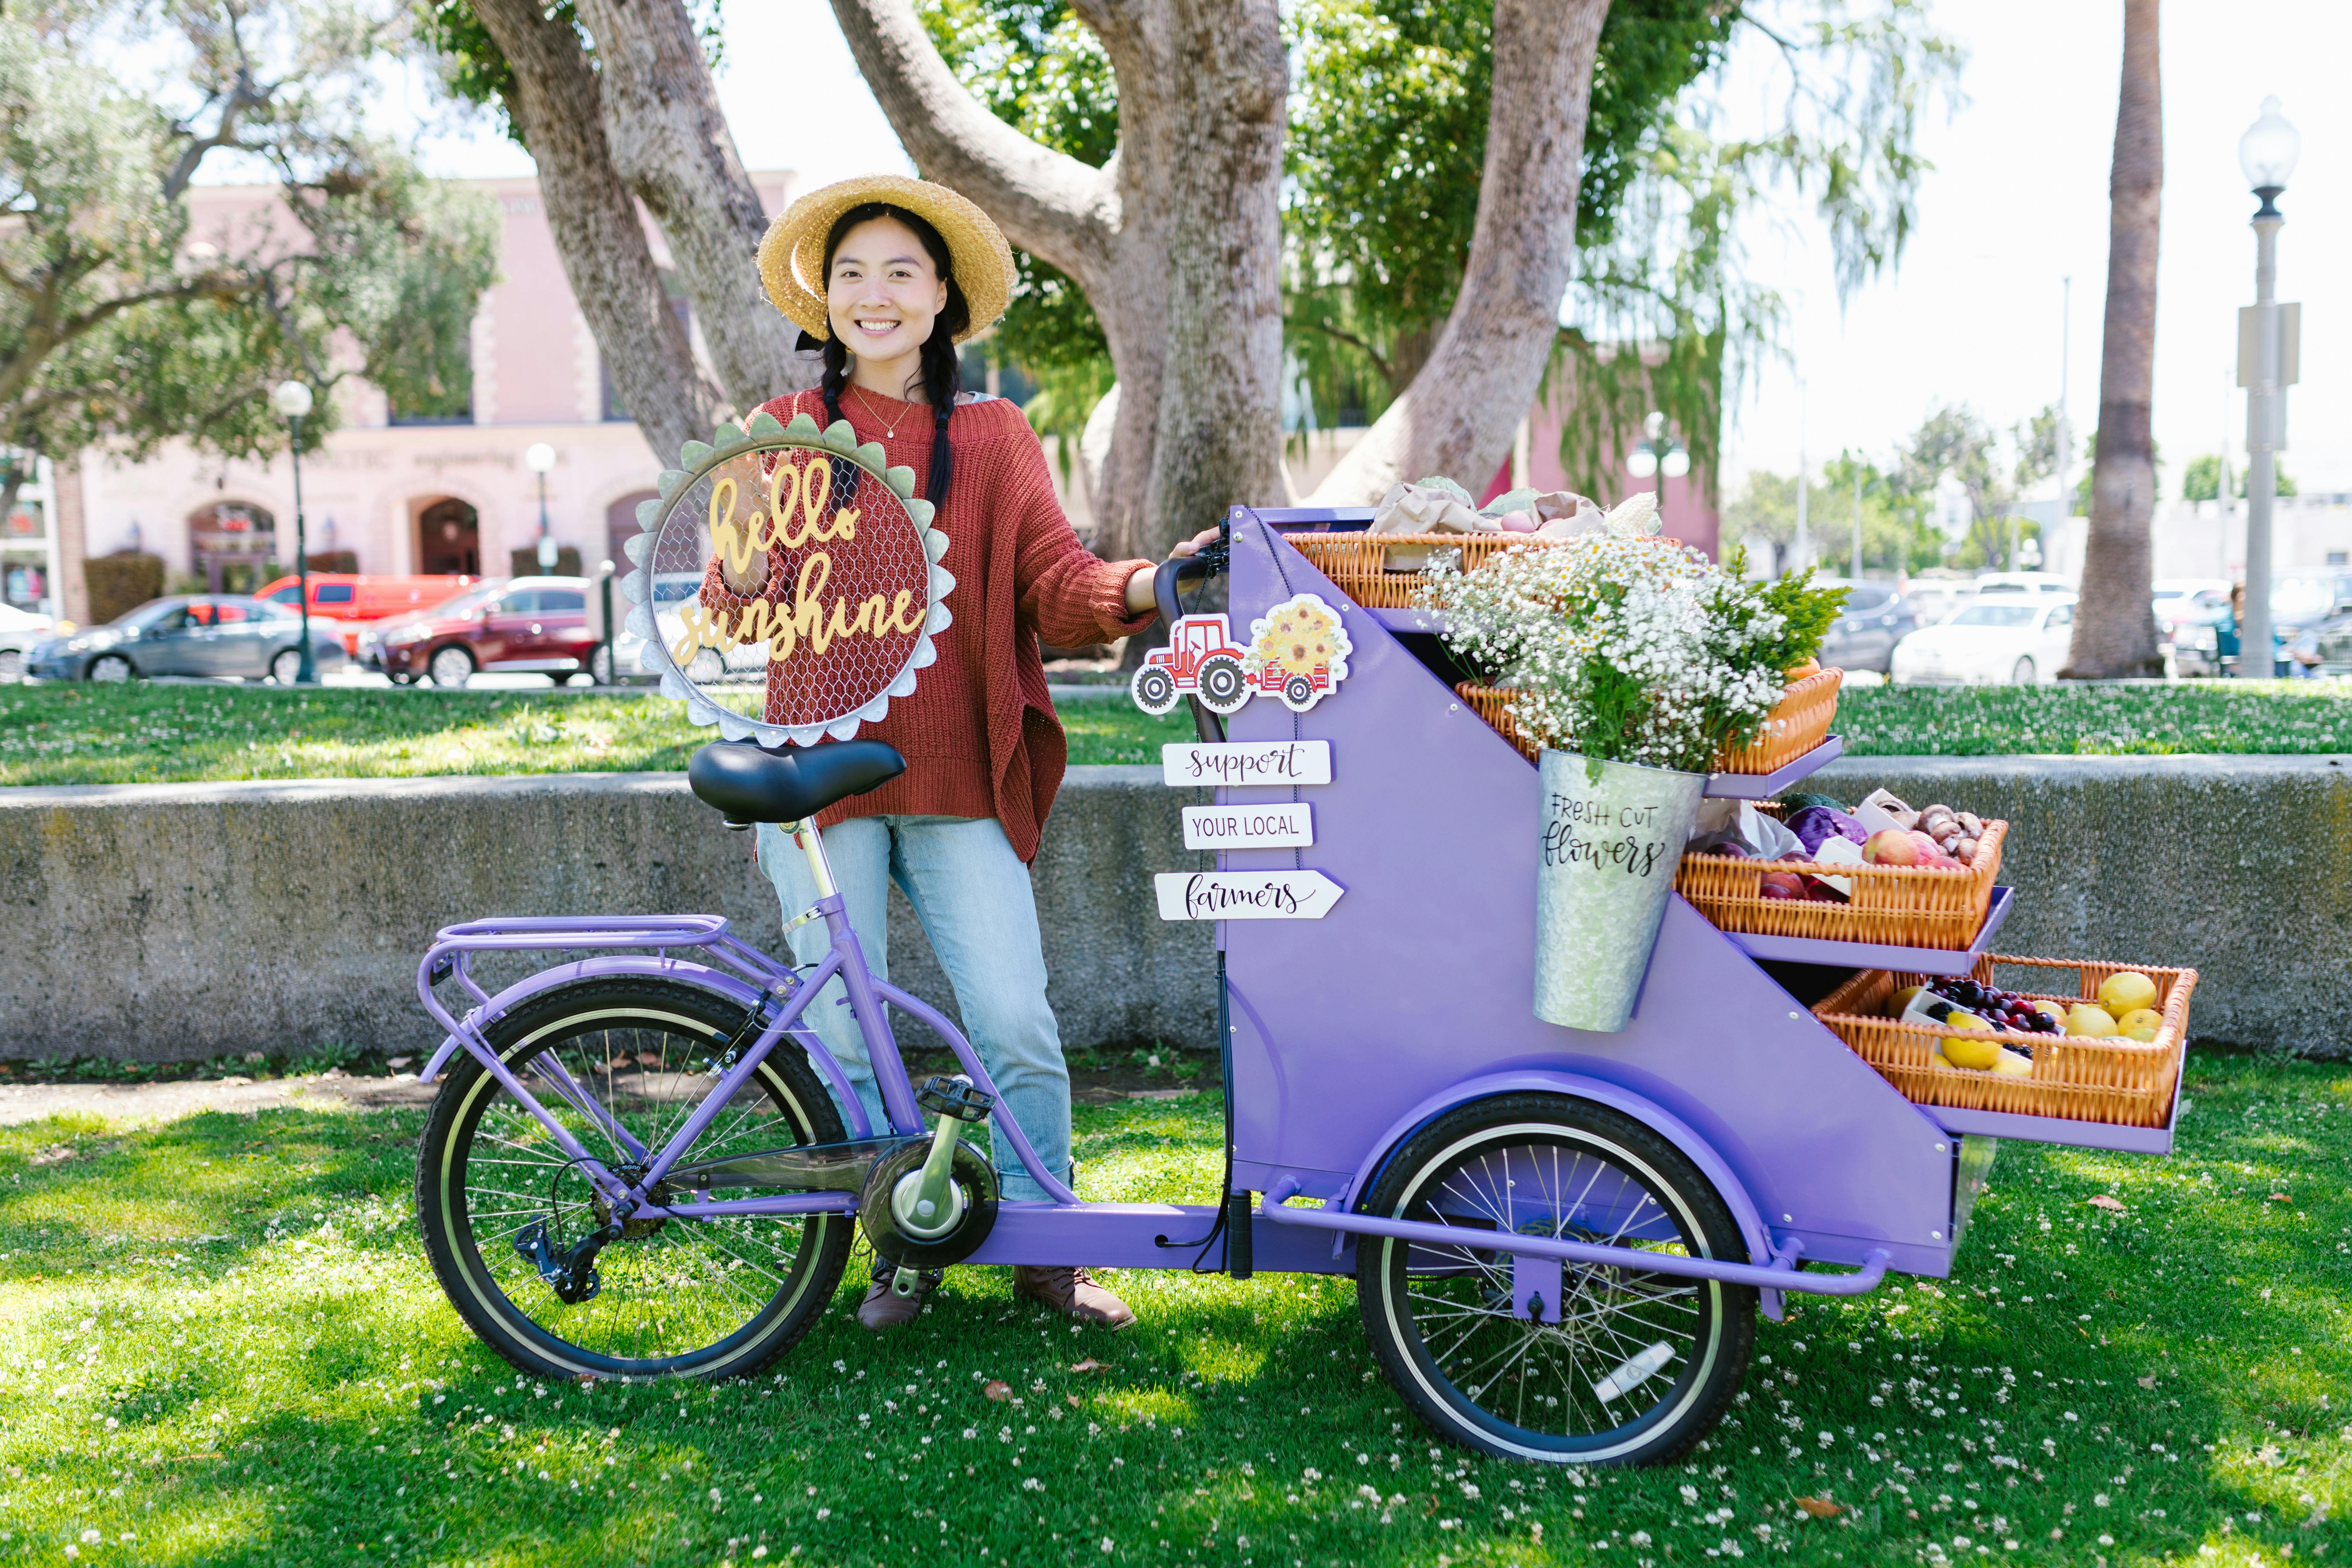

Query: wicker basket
[[1457, 666, 1844, 777], [1813, 956, 2198, 1128], [1674, 815, 2005, 950], [1291, 532, 1532, 607]]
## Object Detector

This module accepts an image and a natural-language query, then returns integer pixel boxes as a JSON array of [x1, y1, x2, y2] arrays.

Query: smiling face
[[825, 216, 949, 378]]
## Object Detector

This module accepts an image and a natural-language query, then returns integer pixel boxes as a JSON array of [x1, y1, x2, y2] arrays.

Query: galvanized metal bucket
[[1534, 750, 1707, 1032]]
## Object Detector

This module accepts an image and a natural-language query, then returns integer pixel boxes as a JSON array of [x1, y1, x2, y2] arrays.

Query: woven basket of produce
[[1673, 814, 2005, 949], [1812, 957, 2198, 1128], [1291, 533, 1532, 607], [1456, 666, 1843, 777]]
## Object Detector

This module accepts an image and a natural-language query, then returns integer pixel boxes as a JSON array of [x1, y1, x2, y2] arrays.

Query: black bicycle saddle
[[687, 739, 906, 825]]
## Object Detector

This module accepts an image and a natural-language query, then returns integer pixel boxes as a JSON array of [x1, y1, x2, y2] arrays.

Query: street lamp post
[[526, 442, 558, 571], [1623, 411, 1689, 528], [2237, 96, 2300, 679], [271, 380, 317, 684]]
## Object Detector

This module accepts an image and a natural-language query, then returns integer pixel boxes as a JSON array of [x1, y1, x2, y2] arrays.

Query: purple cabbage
[[1785, 805, 1866, 856]]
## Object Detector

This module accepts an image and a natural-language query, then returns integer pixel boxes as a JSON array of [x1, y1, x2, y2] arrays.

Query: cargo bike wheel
[[1355, 1094, 1755, 1465], [417, 977, 854, 1382]]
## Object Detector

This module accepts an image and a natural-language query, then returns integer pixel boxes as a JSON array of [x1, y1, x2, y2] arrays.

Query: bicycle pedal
[[917, 1074, 995, 1121], [889, 1266, 924, 1299]]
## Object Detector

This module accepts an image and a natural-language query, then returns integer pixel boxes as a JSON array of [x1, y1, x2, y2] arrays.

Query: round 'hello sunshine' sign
[[620, 410, 953, 747]]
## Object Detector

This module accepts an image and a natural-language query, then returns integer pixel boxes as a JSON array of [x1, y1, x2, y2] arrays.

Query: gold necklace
[[850, 385, 908, 440]]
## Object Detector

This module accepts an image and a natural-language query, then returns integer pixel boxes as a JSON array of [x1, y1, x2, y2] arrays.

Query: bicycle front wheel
[[418, 976, 853, 1381]]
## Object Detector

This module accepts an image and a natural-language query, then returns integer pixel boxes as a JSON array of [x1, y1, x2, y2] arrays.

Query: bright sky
[[400, 0, 2352, 495]]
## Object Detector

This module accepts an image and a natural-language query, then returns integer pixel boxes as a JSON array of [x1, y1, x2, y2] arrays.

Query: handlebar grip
[[1153, 553, 1217, 631]]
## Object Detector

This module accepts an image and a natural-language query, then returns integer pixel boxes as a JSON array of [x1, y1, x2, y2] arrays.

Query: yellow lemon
[[1886, 985, 1926, 1019], [1941, 1029, 2003, 1070], [2066, 1003, 2119, 1039], [2097, 971, 2159, 1015], [1990, 1049, 2034, 1077], [2116, 1007, 2163, 1042]]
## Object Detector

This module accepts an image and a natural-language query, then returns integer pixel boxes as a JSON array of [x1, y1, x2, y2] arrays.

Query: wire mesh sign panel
[[619, 410, 952, 746]]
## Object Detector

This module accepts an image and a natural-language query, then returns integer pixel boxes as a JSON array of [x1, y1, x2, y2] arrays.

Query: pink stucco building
[[63, 172, 796, 612]]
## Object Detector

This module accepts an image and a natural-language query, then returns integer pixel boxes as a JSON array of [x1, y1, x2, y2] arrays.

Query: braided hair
[[796, 201, 970, 506]]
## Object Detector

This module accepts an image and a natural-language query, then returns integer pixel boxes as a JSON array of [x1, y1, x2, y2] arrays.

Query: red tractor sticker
[[1131, 593, 1354, 717], [1131, 612, 1254, 716]]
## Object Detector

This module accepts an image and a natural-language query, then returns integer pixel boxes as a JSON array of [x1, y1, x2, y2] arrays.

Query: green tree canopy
[[2181, 452, 2293, 501], [0, 0, 498, 502], [920, 0, 1959, 503]]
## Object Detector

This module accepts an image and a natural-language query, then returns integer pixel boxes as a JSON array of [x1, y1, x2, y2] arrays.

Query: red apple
[[1864, 830, 1918, 866]]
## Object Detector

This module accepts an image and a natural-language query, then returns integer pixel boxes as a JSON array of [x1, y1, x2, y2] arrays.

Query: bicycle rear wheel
[[418, 976, 853, 1381], [1355, 1094, 1755, 1465]]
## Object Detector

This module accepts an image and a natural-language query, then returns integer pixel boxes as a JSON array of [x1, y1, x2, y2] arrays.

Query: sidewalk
[[0, 1072, 437, 1126]]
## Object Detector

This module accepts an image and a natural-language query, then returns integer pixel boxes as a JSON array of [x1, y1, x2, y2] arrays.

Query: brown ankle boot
[[1013, 1265, 1136, 1329], [856, 1264, 941, 1331]]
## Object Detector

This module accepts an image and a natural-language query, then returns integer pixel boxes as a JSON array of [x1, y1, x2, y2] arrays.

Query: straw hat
[[758, 174, 1015, 345]]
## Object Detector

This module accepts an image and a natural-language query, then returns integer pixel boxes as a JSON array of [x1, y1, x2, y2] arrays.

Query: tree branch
[[572, 0, 809, 410], [828, 0, 1118, 290]]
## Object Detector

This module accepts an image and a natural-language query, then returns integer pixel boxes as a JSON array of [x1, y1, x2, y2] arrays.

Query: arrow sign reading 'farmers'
[[1154, 869, 1345, 921]]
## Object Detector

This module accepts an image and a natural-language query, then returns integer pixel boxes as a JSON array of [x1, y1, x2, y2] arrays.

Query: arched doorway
[[607, 489, 658, 574], [189, 501, 277, 593], [415, 497, 480, 576]]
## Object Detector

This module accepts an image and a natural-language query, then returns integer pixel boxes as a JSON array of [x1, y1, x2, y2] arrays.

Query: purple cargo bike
[[412, 506, 2167, 1467]]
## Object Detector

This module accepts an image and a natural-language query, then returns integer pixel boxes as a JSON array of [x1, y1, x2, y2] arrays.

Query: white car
[[1891, 596, 2078, 686], [0, 602, 56, 680], [1902, 579, 1978, 627], [612, 570, 767, 684]]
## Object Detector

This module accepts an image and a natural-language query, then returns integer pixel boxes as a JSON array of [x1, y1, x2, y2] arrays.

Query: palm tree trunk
[[2065, 0, 2162, 679]]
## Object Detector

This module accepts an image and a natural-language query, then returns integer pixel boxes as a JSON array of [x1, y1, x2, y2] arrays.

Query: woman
[[713, 174, 1208, 1332]]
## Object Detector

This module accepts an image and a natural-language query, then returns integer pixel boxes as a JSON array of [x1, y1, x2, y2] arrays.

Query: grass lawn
[[4, 680, 2351, 788], [3, 1054, 2346, 1567], [1835, 682, 2352, 757], [0, 686, 1196, 787]]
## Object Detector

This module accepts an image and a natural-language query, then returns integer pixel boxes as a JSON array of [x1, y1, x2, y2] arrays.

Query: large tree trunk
[[470, 0, 724, 460], [1308, 0, 1611, 503], [2065, 0, 2162, 679], [829, 0, 1284, 566], [1139, 0, 1287, 554], [571, 0, 811, 413]]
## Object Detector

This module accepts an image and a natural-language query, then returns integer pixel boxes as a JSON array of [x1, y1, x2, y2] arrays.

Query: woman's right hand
[[720, 554, 770, 596]]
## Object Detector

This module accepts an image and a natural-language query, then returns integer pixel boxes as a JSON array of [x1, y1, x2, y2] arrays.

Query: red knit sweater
[[719, 387, 1154, 862]]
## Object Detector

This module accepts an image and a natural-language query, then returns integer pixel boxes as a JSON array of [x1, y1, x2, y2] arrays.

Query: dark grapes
[[1930, 979, 2055, 1036]]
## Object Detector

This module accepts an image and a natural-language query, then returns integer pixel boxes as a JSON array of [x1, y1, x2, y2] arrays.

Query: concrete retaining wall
[[3, 754, 2347, 1060], [0, 770, 1214, 1063]]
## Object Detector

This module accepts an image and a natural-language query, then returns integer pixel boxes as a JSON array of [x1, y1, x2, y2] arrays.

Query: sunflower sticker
[[1242, 592, 1352, 713]]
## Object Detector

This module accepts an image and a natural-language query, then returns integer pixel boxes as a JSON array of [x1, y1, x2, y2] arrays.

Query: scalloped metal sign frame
[[618, 410, 953, 747]]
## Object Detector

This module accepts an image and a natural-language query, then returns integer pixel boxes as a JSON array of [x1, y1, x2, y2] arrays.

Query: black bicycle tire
[[417, 975, 853, 1381], [1354, 1093, 1755, 1466]]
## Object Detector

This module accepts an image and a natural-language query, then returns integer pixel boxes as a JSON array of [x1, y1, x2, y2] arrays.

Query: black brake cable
[[1149, 515, 1242, 1270]]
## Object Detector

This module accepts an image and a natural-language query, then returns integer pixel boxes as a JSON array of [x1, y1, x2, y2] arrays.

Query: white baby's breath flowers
[[1418, 534, 1786, 774]]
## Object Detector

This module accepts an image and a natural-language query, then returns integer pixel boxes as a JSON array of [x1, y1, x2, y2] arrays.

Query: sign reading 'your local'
[[1180, 803, 1314, 851]]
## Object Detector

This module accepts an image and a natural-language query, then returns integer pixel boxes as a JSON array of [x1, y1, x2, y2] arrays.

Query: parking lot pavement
[[0, 1071, 438, 1125]]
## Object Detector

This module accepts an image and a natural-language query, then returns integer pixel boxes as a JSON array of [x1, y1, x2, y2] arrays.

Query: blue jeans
[[757, 814, 1073, 1204]]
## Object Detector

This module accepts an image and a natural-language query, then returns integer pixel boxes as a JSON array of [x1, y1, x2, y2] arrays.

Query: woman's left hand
[[1123, 528, 1225, 614]]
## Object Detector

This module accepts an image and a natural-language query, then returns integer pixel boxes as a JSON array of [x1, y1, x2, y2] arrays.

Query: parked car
[[0, 601, 55, 681], [1901, 578, 1978, 627], [2271, 569, 2352, 645], [2286, 600, 2352, 678], [367, 576, 598, 687], [1809, 579, 1918, 674], [1971, 571, 2078, 600], [25, 595, 346, 682], [602, 569, 766, 686], [2152, 577, 2232, 637], [255, 572, 476, 656], [1890, 596, 2078, 685]]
